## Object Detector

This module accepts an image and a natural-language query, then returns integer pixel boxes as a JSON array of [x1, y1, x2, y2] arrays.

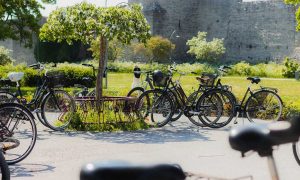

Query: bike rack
[[74, 96, 142, 129]]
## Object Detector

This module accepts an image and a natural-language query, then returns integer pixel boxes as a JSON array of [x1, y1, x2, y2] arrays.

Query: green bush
[[131, 36, 175, 63], [0, 46, 14, 65], [227, 61, 284, 78], [0, 63, 95, 87], [282, 57, 300, 78], [187, 32, 225, 62]]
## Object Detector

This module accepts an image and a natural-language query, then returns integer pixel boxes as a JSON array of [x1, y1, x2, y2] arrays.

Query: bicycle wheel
[[136, 89, 173, 127], [0, 103, 37, 165], [41, 90, 75, 131], [197, 89, 235, 128], [167, 90, 183, 122], [127, 87, 144, 98], [0, 150, 9, 180], [245, 90, 283, 123], [186, 90, 205, 127], [293, 142, 300, 166], [0, 92, 18, 104]]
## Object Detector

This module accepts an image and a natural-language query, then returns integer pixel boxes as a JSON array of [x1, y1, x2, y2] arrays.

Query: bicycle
[[0, 103, 37, 165], [0, 63, 75, 131], [229, 116, 300, 180], [126, 70, 154, 99], [73, 64, 97, 97], [135, 65, 226, 127], [74, 64, 117, 97], [79, 116, 300, 180], [197, 76, 283, 128]]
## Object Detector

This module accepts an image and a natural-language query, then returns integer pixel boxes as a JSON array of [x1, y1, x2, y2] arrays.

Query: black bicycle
[[0, 103, 37, 165], [198, 76, 283, 128], [0, 63, 75, 131], [135, 65, 227, 127]]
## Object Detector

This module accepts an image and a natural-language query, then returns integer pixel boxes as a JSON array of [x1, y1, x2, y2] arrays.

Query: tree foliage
[[132, 36, 175, 63], [186, 32, 225, 62], [285, 0, 300, 31], [0, 0, 53, 47], [39, 2, 150, 99], [0, 46, 14, 65], [39, 3, 150, 45], [89, 38, 124, 61]]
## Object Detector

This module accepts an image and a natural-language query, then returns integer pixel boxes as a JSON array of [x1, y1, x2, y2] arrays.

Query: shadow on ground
[[10, 163, 55, 178], [38, 120, 231, 144]]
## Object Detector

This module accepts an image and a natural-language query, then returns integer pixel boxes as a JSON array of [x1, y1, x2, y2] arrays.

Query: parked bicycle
[[134, 65, 228, 127], [197, 75, 283, 128], [0, 103, 37, 165], [0, 63, 75, 131], [74, 64, 116, 97]]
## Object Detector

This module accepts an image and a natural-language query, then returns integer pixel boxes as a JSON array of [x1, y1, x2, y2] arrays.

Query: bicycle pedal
[[234, 121, 238, 124]]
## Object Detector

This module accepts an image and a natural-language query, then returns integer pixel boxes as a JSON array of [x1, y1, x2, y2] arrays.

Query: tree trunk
[[96, 35, 107, 104]]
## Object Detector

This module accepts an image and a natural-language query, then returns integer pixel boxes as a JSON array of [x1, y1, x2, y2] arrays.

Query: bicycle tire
[[126, 87, 145, 98], [0, 92, 19, 104], [196, 89, 235, 128], [41, 90, 75, 131], [135, 89, 173, 127], [293, 142, 300, 166], [245, 90, 283, 123], [0, 150, 10, 180], [186, 91, 206, 127], [0, 103, 37, 165], [167, 90, 183, 122]]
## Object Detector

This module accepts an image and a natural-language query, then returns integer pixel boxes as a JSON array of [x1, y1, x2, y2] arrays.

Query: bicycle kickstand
[[233, 112, 239, 124]]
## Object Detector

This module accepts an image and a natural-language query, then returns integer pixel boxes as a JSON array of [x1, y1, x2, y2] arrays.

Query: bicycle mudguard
[[80, 161, 186, 180], [259, 86, 278, 93]]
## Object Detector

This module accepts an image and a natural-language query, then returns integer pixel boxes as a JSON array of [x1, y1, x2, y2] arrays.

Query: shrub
[[132, 36, 175, 63], [0, 46, 14, 65], [282, 57, 300, 78], [187, 32, 225, 62]]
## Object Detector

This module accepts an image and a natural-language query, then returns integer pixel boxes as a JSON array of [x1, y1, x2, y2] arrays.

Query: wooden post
[[96, 35, 107, 105]]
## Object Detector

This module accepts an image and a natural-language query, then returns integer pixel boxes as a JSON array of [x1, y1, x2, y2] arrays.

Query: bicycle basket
[[45, 71, 65, 88], [153, 70, 169, 87], [200, 73, 218, 86]]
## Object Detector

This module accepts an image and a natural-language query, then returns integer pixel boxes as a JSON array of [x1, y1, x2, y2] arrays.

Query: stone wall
[[0, 39, 36, 65], [129, 0, 300, 63]]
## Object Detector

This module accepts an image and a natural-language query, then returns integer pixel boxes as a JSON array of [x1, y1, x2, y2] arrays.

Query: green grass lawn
[[14, 73, 300, 109]]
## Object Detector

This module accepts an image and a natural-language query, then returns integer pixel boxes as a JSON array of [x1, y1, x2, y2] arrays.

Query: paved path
[[11, 117, 300, 180]]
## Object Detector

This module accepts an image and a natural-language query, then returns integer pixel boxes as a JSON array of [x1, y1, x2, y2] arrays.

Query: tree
[[285, 0, 300, 31], [0, 46, 14, 65], [89, 38, 125, 61], [132, 36, 175, 63], [0, 0, 55, 47], [39, 2, 150, 101], [186, 32, 225, 62]]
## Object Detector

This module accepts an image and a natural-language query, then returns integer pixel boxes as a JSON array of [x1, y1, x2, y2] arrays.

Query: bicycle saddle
[[80, 161, 186, 180], [7, 72, 24, 82], [229, 116, 300, 157], [247, 77, 261, 84]]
